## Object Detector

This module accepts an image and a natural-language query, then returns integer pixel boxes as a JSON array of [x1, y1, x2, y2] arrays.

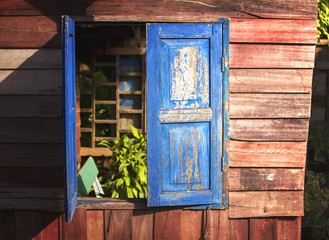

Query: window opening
[[76, 24, 147, 169]]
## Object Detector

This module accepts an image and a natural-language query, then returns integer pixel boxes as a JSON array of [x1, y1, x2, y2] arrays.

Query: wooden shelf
[[119, 72, 144, 77], [95, 62, 116, 67], [95, 82, 116, 86], [80, 147, 112, 157], [81, 128, 92, 133], [95, 137, 116, 141], [119, 109, 143, 114], [119, 128, 143, 133], [80, 108, 93, 113], [94, 119, 116, 124], [95, 100, 116, 105], [119, 91, 142, 95]]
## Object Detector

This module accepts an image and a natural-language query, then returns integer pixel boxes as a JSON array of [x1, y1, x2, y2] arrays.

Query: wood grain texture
[[0, 0, 317, 19], [0, 199, 63, 212], [0, 143, 63, 168], [230, 19, 317, 44], [230, 44, 315, 68], [229, 69, 313, 93], [218, 209, 229, 240], [0, 168, 63, 188], [0, 70, 62, 95], [229, 168, 304, 191], [0, 49, 61, 69], [276, 217, 301, 240], [230, 93, 311, 118], [229, 141, 307, 167], [154, 209, 181, 240], [180, 210, 202, 239], [250, 218, 277, 240], [0, 211, 15, 240], [230, 119, 309, 141], [104, 210, 133, 240], [61, 208, 87, 240], [41, 213, 60, 240], [132, 210, 154, 240], [229, 219, 249, 240], [229, 191, 304, 218], [0, 118, 62, 143], [15, 211, 42, 240], [86, 210, 104, 240], [0, 96, 61, 117]]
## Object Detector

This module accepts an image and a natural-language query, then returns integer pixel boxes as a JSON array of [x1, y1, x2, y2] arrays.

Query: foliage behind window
[[318, 0, 329, 39]]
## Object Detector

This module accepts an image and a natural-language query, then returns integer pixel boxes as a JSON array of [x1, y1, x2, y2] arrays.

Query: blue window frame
[[62, 17, 229, 222]]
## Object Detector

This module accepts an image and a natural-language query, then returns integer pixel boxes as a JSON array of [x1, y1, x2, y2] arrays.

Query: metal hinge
[[221, 57, 225, 72]]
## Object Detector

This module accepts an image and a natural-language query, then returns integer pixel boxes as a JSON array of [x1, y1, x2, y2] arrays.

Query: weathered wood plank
[[0, 16, 60, 48], [78, 198, 148, 210], [0, 143, 63, 168], [132, 210, 154, 240], [229, 191, 304, 218], [218, 210, 229, 240], [0, 0, 317, 19], [180, 210, 202, 239], [230, 19, 317, 44], [0, 30, 60, 48], [0, 70, 62, 95], [229, 219, 249, 239], [230, 93, 311, 118], [154, 209, 182, 240], [250, 218, 277, 240], [229, 141, 307, 167], [230, 44, 315, 68], [0, 211, 15, 240], [276, 217, 301, 240], [0, 96, 61, 117], [230, 119, 309, 141], [0, 168, 63, 188], [0, 188, 63, 198], [0, 49, 61, 69], [104, 210, 133, 240], [41, 213, 60, 240], [0, 199, 63, 212], [0, 118, 62, 143], [229, 69, 313, 93], [15, 211, 42, 240], [229, 168, 304, 191], [86, 210, 104, 240], [61, 208, 87, 240]]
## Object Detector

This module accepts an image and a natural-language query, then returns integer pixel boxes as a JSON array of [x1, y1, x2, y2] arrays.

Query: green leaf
[[132, 187, 138, 198], [127, 187, 134, 198], [124, 177, 131, 187], [130, 125, 140, 139], [118, 163, 130, 174]]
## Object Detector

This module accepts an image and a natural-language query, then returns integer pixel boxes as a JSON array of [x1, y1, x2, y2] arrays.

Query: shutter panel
[[62, 16, 77, 222], [147, 23, 223, 207]]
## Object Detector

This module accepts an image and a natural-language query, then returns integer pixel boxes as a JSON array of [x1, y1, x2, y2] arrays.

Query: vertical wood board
[[61, 208, 87, 240], [86, 210, 104, 240], [104, 210, 133, 240], [132, 210, 154, 240]]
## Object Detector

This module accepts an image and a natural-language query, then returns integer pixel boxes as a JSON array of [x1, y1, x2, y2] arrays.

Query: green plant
[[308, 122, 329, 162], [98, 125, 147, 198], [318, 0, 329, 40], [304, 170, 329, 239]]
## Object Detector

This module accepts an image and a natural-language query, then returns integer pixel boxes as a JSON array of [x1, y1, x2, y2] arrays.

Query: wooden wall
[[0, 208, 302, 240], [0, 0, 317, 238]]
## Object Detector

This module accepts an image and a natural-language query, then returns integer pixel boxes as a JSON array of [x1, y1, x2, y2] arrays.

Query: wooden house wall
[[0, 0, 317, 238]]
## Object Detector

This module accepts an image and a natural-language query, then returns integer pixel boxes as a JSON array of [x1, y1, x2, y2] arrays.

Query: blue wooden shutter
[[62, 16, 77, 222], [147, 23, 223, 207]]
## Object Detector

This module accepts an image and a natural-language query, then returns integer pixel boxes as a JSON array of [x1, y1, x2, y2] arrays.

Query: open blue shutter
[[147, 23, 223, 207], [62, 16, 77, 222]]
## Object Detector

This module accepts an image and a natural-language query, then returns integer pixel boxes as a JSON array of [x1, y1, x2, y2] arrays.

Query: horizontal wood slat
[[0, 144, 63, 168], [230, 44, 315, 68], [0, 30, 60, 48], [229, 191, 304, 218], [0, 96, 62, 117], [0, 118, 62, 143], [229, 69, 313, 93], [0, 188, 63, 198], [0, 168, 63, 188], [230, 19, 317, 44], [230, 93, 311, 118], [230, 119, 309, 141], [229, 141, 307, 167], [229, 168, 304, 191], [0, 0, 317, 19], [0, 70, 62, 95], [0, 49, 61, 69]]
